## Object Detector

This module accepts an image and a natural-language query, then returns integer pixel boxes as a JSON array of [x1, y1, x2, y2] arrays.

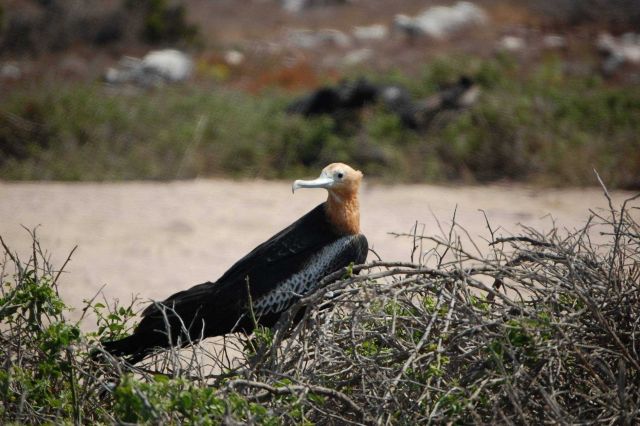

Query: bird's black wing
[[138, 203, 342, 330], [104, 204, 367, 362], [286, 88, 341, 116]]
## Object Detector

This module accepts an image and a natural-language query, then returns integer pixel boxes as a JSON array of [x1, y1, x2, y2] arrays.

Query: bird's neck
[[325, 191, 360, 235]]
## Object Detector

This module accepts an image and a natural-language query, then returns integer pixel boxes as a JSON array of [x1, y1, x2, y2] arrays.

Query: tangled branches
[[225, 193, 640, 424], [1, 193, 639, 424]]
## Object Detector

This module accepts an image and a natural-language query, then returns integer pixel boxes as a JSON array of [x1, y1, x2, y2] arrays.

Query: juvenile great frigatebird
[[103, 163, 368, 363]]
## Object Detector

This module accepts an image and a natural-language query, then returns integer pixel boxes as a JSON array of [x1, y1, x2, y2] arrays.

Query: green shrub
[[0, 236, 83, 423], [1, 192, 639, 423], [126, 0, 199, 45], [1, 54, 639, 186]]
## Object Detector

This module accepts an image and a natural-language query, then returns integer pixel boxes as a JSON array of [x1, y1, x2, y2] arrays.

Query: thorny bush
[[1, 190, 639, 424]]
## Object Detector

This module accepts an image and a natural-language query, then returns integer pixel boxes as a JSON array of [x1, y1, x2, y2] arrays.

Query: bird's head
[[292, 163, 363, 201]]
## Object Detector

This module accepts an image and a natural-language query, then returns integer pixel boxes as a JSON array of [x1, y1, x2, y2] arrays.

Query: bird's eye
[[337, 172, 344, 179]]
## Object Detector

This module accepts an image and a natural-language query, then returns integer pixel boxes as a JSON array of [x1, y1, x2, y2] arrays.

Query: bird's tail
[[101, 335, 155, 365]]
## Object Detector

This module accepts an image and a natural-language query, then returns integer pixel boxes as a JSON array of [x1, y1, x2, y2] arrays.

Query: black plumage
[[286, 78, 379, 116], [287, 76, 478, 131], [103, 203, 368, 364]]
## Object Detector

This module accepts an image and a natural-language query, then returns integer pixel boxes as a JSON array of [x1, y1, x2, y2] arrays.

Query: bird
[[287, 76, 478, 132], [102, 163, 368, 364], [285, 78, 379, 117], [381, 76, 478, 130]]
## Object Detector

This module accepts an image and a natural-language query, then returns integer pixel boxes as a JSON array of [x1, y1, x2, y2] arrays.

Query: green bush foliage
[[126, 0, 199, 45], [1, 55, 639, 186], [1, 193, 638, 423], [0, 0, 199, 54]]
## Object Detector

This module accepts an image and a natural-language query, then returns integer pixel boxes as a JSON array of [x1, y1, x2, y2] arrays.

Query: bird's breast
[[252, 236, 356, 316]]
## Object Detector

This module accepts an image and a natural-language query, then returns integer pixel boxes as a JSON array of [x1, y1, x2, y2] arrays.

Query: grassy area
[[1, 54, 639, 187], [1, 195, 638, 423]]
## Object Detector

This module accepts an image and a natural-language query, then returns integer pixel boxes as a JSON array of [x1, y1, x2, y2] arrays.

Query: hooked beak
[[292, 175, 334, 193]]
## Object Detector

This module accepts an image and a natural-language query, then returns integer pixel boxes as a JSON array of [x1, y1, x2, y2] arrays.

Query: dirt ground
[[1, 179, 637, 324]]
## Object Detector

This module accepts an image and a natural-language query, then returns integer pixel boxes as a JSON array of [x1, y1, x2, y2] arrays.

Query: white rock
[[319, 29, 351, 48], [282, 0, 348, 13], [142, 49, 193, 82], [393, 14, 421, 37], [224, 50, 245, 66], [288, 28, 351, 49], [619, 34, 640, 63], [380, 86, 405, 103], [104, 50, 193, 87], [283, 0, 306, 12], [353, 24, 388, 41], [104, 67, 122, 84], [394, 1, 488, 39], [597, 33, 640, 64], [543, 34, 566, 49], [498, 35, 526, 52], [104, 57, 143, 84], [342, 48, 373, 66], [596, 33, 617, 53], [0, 63, 22, 80]]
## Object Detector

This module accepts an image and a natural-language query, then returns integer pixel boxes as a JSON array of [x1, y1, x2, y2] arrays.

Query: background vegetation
[[1, 192, 638, 424], [2, 2, 639, 423], [0, 0, 198, 54], [1, 54, 639, 187]]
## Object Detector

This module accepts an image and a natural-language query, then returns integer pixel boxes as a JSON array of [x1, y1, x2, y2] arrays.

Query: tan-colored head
[[292, 163, 363, 200], [292, 163, 363, 235]]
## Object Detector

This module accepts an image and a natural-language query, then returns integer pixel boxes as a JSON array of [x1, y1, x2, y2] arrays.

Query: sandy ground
[[1, 179, 637, 325]]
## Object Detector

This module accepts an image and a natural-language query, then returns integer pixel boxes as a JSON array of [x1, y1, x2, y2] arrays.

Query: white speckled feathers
[[252, 234, 366, 316]]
